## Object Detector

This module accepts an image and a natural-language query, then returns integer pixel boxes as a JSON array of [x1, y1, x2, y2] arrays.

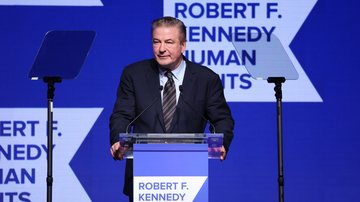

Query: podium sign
[[133, 144, 208, 202]]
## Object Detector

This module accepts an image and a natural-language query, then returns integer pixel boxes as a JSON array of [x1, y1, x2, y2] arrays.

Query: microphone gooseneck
[[179, 85, 216, 134], [125, 86, 163, 134]]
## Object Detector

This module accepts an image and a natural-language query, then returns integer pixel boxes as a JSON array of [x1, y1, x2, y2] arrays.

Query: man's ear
[[181, 41, 186, 53]]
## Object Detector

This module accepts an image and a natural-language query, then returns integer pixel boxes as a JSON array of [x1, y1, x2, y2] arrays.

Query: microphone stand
[[125, 86, 163, 134], [43, 77, 62, 202], [179, 85, 216, 134], [267, 77, 285, 202]]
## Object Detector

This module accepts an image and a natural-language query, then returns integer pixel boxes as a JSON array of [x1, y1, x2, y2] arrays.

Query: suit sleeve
[[206, 74, 234, 152], [109, 68, 136, 146]]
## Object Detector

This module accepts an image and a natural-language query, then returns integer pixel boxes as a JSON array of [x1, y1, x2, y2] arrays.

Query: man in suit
[[109, 16, 234, 202]]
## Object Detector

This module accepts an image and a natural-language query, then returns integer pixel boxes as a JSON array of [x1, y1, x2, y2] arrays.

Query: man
[[109, 16, 234, 201]]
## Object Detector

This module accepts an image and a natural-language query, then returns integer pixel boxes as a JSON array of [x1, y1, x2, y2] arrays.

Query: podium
[[119, 133, 223, 202]]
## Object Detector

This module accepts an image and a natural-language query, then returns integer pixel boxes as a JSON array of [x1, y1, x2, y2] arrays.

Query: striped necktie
[[162, 71, 176, 132]]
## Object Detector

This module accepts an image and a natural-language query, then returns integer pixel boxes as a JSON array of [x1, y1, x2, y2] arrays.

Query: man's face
[[152, 26, 186, 70]]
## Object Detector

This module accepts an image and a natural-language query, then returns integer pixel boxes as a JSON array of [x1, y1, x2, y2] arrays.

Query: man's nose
[[159, 42, 166, 53]]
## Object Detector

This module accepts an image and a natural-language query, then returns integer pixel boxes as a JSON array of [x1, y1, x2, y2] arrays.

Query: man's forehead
[[152, 26, 181, 38], [153, 25, 180, 32]]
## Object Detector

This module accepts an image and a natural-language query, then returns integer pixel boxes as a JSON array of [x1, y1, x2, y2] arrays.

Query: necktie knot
[[165, 71, 174, 86]]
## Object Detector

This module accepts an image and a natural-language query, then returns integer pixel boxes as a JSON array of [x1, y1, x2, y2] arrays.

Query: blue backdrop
[[1, 0, 360, 201]]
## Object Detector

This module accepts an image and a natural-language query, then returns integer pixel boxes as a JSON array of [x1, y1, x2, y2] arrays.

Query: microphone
[[125, 86, 163, 134], [179, 85, 216, 134]]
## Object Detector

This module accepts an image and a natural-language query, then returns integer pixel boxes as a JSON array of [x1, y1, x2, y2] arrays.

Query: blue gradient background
[[1, 0, 359, 201]]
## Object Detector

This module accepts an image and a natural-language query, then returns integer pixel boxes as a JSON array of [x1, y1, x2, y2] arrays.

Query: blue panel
[[134, 144, 208, 177]]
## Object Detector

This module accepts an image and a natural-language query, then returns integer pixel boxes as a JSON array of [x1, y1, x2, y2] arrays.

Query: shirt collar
[[159, 59, 185, 81]]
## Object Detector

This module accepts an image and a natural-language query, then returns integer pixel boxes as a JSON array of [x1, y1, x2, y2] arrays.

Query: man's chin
[[156, 61, 172, 69]]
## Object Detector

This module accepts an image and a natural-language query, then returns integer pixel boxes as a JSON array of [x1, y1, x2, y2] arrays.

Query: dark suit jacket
[[110, 57, 234, 196]]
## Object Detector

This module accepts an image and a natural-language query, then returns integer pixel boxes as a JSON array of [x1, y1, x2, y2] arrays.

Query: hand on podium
[[110, 142, 129, 160], [208, 145, 227, 161], [111, 142, 227, 160], [220, 146, 226, 161]]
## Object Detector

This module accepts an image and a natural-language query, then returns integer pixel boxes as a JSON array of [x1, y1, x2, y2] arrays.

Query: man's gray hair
[[152, 16, 186, 42]]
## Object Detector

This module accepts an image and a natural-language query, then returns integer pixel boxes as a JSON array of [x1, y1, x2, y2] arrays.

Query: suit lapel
[[179, 60, 197, 102], [169, 60, 198, 132], [146, 60, 166, 132]]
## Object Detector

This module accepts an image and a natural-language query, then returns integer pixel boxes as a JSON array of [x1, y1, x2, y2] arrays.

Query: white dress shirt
[[159, 59, 186, 104]]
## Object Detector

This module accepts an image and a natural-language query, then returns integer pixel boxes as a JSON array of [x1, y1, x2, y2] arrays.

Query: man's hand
[[110, 142, 128, 160], [220, 146, 227, 161], [208, 145, 227, 161]]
